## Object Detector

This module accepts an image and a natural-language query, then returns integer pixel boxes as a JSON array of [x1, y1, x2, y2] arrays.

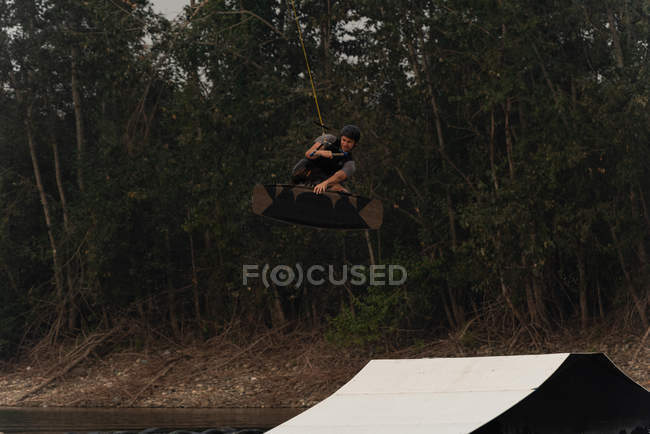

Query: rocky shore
[[0, 327, 647, 409]]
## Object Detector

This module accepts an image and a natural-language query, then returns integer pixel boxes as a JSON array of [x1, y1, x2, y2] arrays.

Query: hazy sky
[[150, 0, 189, 19]]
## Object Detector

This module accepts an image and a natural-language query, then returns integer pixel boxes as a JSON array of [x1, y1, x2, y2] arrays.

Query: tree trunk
[[522, 256, 538, 324], [50, 124, 78, 330], [610, 225, 648, 328], [500, 272, 541, 347], [446, 188, 457, 250], [639, 187, 650, 231], [321, 0, 332, 75], [500, 273, 526, 327], [165, 232, 181, 339], [26, 105, 65, 329], [364, 230, 376, 266], [405, 38, 464, 247], [71, 47, 85, 192], [525, 279, 537, 325], [50, 133, 69, 232], [531, 43, 567, 128], [271, 284, 287, 327], [429, 86, 462, 249], [637, 239, 649, 319], [189, 225, 201, 326], [577, 245, 588, 330], [596, 279, 605, 320], [490, 109, 499, 191], [504, 98, 514, 180], [607, 9, 625, 69], [532, 276, 548, 328], [442, 293, 456, 329], [448, 286, 464, 328]]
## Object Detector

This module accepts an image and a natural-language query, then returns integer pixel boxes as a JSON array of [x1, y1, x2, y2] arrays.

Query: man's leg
[[291, 159, 312, 184]]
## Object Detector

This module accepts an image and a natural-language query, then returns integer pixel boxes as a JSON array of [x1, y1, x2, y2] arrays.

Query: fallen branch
[[128, 324, 291, 406], [14, 328, 119, 403], [126, 356, 184, 406], [211, 323, 291, 372], [631, 326, 650, 363]]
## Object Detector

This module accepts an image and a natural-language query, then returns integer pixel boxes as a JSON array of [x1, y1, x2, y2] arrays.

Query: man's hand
[[314, 180, 329, 194], [308, 149, 333, 159]]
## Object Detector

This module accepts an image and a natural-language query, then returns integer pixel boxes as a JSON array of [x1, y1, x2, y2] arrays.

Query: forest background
[[0, 0, 648, 369]]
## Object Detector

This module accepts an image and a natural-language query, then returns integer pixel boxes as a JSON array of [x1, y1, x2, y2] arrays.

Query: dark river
[[0, 407, 302, 433]]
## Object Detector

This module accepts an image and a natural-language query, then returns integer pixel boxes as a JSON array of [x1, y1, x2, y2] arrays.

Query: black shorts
[[291, 159, 330, 184]]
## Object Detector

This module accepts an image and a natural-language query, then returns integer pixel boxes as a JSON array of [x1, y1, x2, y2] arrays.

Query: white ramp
[[268, 353, 650, 434]]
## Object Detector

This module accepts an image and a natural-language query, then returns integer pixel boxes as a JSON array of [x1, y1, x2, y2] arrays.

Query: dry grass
[[0, 322, 647, 408]]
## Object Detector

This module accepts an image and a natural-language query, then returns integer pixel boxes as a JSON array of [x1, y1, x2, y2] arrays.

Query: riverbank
[[0, 325, 647, 408]]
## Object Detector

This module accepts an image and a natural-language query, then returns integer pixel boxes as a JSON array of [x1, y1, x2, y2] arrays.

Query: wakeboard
[[252, 184, 383, 230]]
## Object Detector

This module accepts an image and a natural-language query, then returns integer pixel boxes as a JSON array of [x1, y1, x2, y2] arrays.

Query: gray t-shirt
[[340, 159, 356, 178]]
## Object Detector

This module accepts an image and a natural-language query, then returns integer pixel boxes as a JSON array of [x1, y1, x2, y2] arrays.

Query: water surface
[[0, 406, 302, 433]]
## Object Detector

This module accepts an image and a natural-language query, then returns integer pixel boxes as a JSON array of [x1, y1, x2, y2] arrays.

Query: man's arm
[[314, 170, 347, 194], [305, 141, 320, 159], [314, 160, 355, 194], [306, 143, 334, 159], [305, 137, 335, 159]]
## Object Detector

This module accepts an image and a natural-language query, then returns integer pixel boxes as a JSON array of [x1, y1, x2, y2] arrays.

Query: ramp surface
[[268, 353, 649, 434]]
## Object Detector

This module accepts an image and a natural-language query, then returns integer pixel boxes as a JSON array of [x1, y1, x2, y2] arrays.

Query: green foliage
[[0, 0, 648, 355], [327, 285, 407, 347]]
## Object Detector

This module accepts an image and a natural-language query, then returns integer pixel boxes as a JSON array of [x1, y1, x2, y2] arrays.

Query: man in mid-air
[[291, 125, 360, 194]]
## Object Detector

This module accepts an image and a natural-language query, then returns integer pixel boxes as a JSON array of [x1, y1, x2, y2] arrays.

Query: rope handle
[[310, 151, 349, 158]]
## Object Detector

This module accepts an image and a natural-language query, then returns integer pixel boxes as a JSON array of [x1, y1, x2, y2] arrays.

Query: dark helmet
[[340, 125, 361, 143]]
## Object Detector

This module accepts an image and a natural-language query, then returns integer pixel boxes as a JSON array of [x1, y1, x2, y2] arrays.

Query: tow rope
[[289, 0, 325, 135]]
